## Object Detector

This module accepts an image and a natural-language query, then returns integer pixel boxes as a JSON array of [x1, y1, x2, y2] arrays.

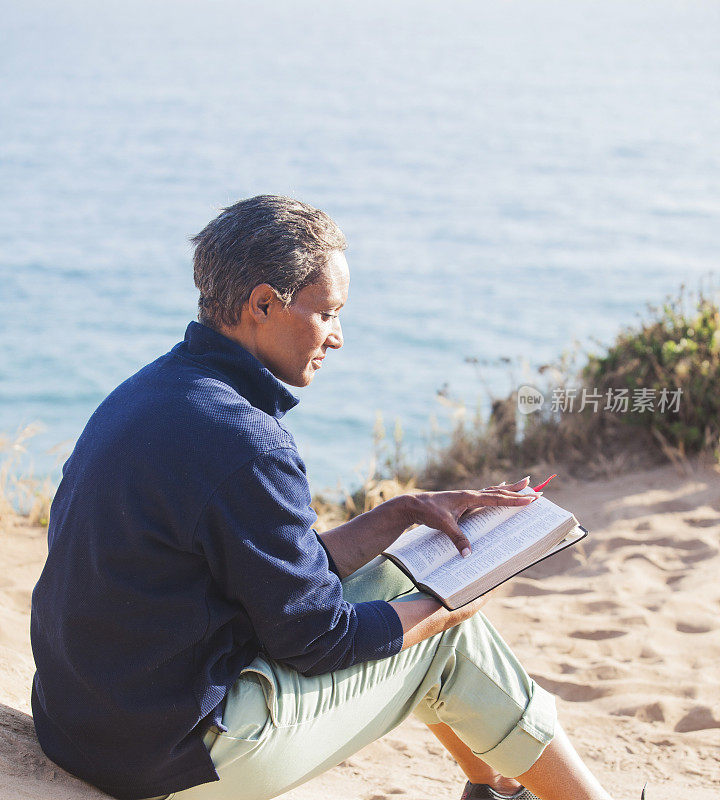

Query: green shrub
[[583, 285, 720, 460], [415, 282, 720, 489]]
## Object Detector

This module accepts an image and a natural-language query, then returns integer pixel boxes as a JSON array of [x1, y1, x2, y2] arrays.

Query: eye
[[321, 312, 339, 321]]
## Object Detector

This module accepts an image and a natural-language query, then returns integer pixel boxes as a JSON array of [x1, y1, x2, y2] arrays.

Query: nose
[[326, 317, 343, 350]]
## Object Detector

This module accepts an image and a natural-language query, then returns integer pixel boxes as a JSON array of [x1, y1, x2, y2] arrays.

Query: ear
[[246, 284, 281, 322]]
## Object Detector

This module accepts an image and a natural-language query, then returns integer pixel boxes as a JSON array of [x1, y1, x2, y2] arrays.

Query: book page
[[384, 524, 459, 581], [544, 524, 587, 557], [384, 489, 533, 581], [459, 502, 528, 544], [422, 499, 572, 598]]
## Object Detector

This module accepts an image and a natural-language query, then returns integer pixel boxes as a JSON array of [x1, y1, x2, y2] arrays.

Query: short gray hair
[[191, 195, 347, 330]]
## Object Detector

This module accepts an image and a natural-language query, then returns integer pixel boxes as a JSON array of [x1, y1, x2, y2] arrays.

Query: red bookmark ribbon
[[533, 474, 557, 492]]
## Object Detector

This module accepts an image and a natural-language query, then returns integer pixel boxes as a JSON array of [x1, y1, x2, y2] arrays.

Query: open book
[[382, 488, 588, 610]]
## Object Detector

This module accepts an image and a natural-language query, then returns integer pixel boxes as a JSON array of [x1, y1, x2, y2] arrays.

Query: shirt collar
[[177, 321, 299, 419]]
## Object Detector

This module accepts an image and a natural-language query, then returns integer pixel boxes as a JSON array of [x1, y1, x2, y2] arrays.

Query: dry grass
[[0, 424, 54, 528], [313, 456, 419, 532]]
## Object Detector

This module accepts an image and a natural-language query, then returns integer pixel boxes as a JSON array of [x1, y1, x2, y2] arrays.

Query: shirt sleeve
[[194, 447, 404, 676], [313, 529, 341, 577]]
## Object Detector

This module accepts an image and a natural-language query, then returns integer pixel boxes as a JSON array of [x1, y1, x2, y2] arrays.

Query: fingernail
[[522, 475, 530, 482], [461, 547, 471, 558]]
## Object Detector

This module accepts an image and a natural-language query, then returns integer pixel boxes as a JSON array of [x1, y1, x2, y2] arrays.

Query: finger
[[485, 477, 529, 492], [436, 512, 473, 558], [471, 487, 539, 501], [480, 493, 540, 506], [492, 487, 536, 497], [503, 476, 531, 490], [462, 490, 540, 509]]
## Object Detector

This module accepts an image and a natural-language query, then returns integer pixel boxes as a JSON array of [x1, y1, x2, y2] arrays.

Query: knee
[[434, 611, 542, 713], [419, 618, 558, 777]]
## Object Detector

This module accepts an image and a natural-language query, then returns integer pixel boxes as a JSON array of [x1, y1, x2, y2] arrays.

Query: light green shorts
[[166, 556, 556, 800]]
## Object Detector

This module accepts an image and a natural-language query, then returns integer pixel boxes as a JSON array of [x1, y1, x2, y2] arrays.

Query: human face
[[258, 250, 349, 387]]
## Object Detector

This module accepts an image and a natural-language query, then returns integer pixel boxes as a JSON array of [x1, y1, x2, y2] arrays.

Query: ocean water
[[2, 0, 719, 494]]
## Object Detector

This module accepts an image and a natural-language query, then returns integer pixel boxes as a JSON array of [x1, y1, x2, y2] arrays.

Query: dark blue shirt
[[30, 322, 404, 800]]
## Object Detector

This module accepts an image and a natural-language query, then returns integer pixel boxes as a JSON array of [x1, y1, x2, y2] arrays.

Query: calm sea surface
[[2, 0, 719, 493]]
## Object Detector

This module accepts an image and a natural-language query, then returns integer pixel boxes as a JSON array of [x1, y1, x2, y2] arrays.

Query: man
[[31, 196, 613, 800]]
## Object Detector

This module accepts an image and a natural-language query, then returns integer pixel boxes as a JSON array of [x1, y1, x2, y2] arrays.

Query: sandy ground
[[1, 459, 718, 800]]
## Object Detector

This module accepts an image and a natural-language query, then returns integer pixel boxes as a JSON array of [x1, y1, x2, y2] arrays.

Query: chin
[[283, 371, 314, 388], [275, 359, 320, 388], [269, 363, 313, 388], [298, 373, 315, 387]]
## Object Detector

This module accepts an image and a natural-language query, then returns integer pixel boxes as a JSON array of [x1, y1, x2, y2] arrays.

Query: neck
[[214, 322, 264, 365]]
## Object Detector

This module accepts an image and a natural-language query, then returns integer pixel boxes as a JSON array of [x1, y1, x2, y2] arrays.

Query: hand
[[399, 477, 541, 557]]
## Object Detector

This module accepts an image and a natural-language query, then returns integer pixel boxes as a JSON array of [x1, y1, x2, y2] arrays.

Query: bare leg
[[428, 722, 612, 800], [516, 723, 611, 800], [427, 723, 523, 794]]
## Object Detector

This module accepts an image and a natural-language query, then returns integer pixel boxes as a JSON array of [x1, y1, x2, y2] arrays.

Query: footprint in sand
[[683, 516, 720, 528], [559, 662, 578, 674], [533, 676, 608, 702], [506, 580, 557, 597], [614, 701, 666, 723], [650, 535, 714, 551], [624, 552, 679, 571], [367, 792, 406, 800], [674, 705, 720, 732], [607, 535, 651, 550], [387, 740, 412, 759], [387, 739, 408, 752], [569, 629, 627, 641], [586, 663, 629, 681], [581, 599, 622, 613], [665, 572, 688, 587], [679, 546, 719, 564], [619, 614, 649, 626], [639, 645, 662, 661], [676, 620, 715, 634]]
